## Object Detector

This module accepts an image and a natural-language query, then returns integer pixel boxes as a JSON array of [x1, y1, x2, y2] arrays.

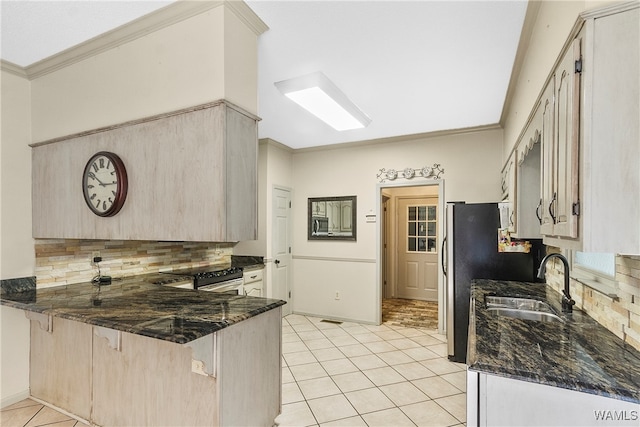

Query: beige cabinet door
[[552, 36, 581, 238], [397, 198, 438, 301], [539, 81, 556, 236]]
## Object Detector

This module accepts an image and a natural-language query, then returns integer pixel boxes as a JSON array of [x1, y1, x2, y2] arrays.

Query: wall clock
[[82, 151, 128, 217]]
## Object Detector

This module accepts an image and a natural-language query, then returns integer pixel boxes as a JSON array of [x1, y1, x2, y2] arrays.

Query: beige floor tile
[[298, 330, 327, 341], [2, 399, 41, 411], [293, 323, 320, 333], [401, 400, 459, 427], [290, 362, 329, 382], [362, 366, 406, 387], [397, 328, 428, 338], [392, 361, 437, 381], [374, 330, 405, 340], [328, 335, 360, 347], [428, 343, 448, 357], [40, 420, 78, 427], [337, 343, 372, 358], [441, 371, 467, 392], [420, 358, 464, 375], [412, 376, 462, 400], [435, 393, 467, 423], [411, 334, 446, 346], [1, 404, 42, 427], [307, 394, 358, 424], [363, 341, 398, 353], [311, 347, 345, 362], [321, 328, 350, 338], [377, 350, 415, 365], [402, 346, 441, 361], [298, 377, 341, 400], [283, 382, 306, 404], [341, 325, 371, 335], [331, 371, 375, 393], [282, 325, 295, 334], [363, 324, 393, 333], [352, 333, 383, 344], [349, 354, 387, 370], [320, 415, 367, 426], [283, 332, 302, 343], [283, 366, 295, 384], [387, 337, 423, 350], [275, 401, 318, 427], [304, 338, 335, 350], [345, 387, 395, 414], [361, 407, 417, 427], [284, 350, 318, 366], [379, 381, 430, 406], [320, 358, 359, 376], [25, 406, 73, 427], [284, 340, 310, 354]]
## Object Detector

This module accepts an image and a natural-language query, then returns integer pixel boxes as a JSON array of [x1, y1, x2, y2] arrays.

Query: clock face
[[82, 151, 128, 217]]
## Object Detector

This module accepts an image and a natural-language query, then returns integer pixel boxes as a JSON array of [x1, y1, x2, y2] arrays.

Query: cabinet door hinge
[[572, 201, 581, 216], [289, 246, 291, 253], [289, 201, 291, 208], [575, 58, 583, 74], [288, 291, 291, 298]]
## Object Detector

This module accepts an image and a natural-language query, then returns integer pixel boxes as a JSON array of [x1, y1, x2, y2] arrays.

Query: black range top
[[160, 266, 243, 288]]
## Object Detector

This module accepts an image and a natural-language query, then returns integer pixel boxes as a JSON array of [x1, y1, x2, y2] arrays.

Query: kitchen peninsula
[[1, 277, 285, 426]]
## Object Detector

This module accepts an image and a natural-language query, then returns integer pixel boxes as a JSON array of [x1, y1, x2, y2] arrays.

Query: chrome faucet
[[537, 253, 575, 313]]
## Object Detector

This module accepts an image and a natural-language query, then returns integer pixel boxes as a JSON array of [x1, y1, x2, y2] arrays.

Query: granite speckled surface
[[468, 279, 640, 403], [0, 274, 285, 344], [1, 276, 36, 295]]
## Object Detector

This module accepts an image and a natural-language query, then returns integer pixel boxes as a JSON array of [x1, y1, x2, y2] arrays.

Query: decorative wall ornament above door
[[377, 163, 444, 183]]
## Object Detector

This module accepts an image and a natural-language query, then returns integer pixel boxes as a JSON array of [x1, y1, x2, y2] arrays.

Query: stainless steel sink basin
[[485, 296, 554, 313], [487, 307, 563, 323]]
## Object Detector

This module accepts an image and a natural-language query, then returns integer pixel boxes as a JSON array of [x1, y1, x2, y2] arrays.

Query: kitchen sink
[[485, 296, 554, 313], [487, 307, 563, 323]]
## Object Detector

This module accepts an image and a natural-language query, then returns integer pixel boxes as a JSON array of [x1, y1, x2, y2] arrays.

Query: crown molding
[[226, 0, 269, 35], [22, 0, 266, 80], [0, 60, 28, 78], [289, 123, 502, 154]]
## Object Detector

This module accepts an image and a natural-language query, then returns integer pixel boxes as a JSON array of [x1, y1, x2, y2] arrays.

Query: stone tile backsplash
[[35, 239, 234, 288], [546, 250, 640, 351]]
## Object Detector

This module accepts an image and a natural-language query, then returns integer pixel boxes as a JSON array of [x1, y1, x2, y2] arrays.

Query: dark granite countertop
[[0, 274, 285, 345], [468, 279, 640, 404]]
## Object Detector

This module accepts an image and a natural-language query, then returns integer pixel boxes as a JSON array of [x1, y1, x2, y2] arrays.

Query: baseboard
[[1, 389, 30, 409]]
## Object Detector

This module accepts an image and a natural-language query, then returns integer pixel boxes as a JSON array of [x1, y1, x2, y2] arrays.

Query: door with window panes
[[397, 198, 438, 301]]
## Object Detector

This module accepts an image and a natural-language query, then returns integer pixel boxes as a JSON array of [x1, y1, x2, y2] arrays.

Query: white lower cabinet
[[243, 267, 263, 297], [467, 369, 639, 427]]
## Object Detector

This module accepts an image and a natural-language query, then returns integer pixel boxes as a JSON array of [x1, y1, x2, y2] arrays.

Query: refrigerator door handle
[[441, 236, 447, 276]]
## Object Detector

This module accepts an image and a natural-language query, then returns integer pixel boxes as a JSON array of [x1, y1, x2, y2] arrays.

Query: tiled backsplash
[[546, 250, 640, 351], [34, 239, 234, 288]]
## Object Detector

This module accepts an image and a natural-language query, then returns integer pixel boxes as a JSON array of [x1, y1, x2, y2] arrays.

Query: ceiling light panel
[[275, 72, 371, 131]]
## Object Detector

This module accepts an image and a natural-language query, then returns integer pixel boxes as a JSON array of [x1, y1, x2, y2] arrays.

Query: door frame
[[376, 180, 446, 334]]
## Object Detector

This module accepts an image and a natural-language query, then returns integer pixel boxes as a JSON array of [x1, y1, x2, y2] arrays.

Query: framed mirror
[[308, 196, 357, 241]]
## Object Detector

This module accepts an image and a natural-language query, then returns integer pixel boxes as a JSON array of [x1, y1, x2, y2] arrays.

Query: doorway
[[272, 187, 292, 316], [377, 181, 445, 334]]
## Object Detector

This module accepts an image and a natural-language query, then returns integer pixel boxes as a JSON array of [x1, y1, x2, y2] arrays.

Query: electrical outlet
[[91, 251, 101, 264], [335, 291, 340, 300]]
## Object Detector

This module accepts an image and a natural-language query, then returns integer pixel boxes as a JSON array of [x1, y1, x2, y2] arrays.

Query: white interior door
[[396, 197, 438, 301], [272, 187, 291, 315]]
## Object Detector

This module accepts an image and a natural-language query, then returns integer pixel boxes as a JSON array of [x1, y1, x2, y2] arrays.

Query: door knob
[[275, 259, 280, 265]]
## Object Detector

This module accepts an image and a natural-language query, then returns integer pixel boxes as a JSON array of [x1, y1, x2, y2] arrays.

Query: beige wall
[[0, 70, 33, 407], [503, 0, 613, 161], [290, 128, 503, 323]]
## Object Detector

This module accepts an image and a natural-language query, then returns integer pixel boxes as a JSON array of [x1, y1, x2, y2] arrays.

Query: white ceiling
[[0, 0, 528, 150]]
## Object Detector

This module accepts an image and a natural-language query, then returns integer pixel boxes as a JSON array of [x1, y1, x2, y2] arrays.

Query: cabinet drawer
[[243, 268, 263, 284]]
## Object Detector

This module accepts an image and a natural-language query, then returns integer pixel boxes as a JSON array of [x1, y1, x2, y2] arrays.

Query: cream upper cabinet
[[31, 101, 258, 242], [514, 104, 542, 239], [509, 3, 639, 253], [540, 36, 581, 240], [501, 153, 517, 233]]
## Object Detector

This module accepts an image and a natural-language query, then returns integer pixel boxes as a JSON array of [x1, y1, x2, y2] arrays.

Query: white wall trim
[[1, 389, 30, 409], [292, 255, 375, 264]]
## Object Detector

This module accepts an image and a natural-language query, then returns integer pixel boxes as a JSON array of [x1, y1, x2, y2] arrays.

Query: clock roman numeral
[[92, 162, 99, 173], [99, 158, 105, 168], [111, 190, 116, 196]]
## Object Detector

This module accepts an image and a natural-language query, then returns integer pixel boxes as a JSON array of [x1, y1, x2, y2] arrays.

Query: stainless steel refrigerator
[[445, 202, 544, 363]]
